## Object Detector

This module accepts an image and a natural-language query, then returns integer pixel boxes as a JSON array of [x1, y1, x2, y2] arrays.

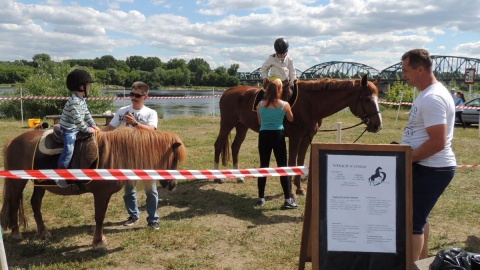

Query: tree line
[[0, 53, 241, 89]]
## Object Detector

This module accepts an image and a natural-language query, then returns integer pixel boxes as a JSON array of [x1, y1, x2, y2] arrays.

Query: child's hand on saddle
[[89, 127, 99, 133]]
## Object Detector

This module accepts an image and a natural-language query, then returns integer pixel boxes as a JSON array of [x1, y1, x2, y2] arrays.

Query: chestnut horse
[[1, 127, 187, 250], [214, 75, 382, 195]]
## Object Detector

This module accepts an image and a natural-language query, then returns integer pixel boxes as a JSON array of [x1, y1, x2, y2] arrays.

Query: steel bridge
[[238, 56, 480, 84]]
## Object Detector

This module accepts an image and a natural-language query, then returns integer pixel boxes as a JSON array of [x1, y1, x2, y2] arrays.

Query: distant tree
[[116, 60, 130, 72], [227, 64, 240, 76], [0, 63, 35, 84], [32, 53, 52, 68], [126, 55, 145, 70], [164, 67, 190, 87], [0, 63, 113, 119], [188, 58, 211, 86], [148, 67, 166, 88], [142, 57, 162, 72], [63, 59, 95, 68], [166, 58, 187, 70], [93, 55, 118, 70]]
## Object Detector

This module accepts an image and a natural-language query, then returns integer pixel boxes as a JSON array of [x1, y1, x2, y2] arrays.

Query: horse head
[[350, 74, 382, 133]]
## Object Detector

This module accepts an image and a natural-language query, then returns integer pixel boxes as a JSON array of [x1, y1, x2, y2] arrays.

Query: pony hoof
[[296, 189, 306, 196], [35, 230, 52, 240], [92, 242, 108, 252], [159, 180, 169, 189], [168, 180, 177, 191], [11, 232, 23, 241], [237, 178, 245, 184], [214, 179, 224, 184]]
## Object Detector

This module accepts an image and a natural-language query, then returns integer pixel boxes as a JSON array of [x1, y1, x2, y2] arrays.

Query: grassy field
[[0, 107, 479, 269]]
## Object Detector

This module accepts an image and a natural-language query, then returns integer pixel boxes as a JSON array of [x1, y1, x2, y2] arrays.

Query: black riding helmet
[[66, 69, 94, 92], [274, 38, 289, 54]]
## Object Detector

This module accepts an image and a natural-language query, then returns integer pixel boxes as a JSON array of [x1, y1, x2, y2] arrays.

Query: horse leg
[[293, 136, 312, 196], [31, 186, 51, 239], [213, 120, 237, 183], [287, 134, 302, 198], [231, 123, 249, 183], [91, 192, 112, 251], [1, 179, 28, 240]]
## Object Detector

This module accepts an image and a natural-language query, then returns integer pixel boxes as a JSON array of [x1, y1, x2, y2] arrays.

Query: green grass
[[0, 106, 479, 269]]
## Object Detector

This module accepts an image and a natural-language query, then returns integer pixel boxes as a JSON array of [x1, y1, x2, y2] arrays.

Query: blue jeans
[[123, 180, 159, 223], [57, 128, 78, 169]]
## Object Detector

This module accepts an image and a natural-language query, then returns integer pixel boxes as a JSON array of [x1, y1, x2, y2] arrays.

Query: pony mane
[[96, 127, 187, 169], [300, 78, 357, 92]]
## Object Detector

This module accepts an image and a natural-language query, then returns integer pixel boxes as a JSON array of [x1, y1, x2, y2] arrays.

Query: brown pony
[[214, 75, 382, 195], [1, 127, 187, 250]]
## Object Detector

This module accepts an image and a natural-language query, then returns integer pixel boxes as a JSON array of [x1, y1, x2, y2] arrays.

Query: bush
[[0, 62, 113, 119], [386, 81, 416, 105]]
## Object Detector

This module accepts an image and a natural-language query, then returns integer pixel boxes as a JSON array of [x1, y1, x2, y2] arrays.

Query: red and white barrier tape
[[456, 164, 480, 169], [0, 95, 222, 101], [0, 166, 308, 180], [0, 96, 476, 109], [0, 164, 478, 181], [378, 100, 478, 109]]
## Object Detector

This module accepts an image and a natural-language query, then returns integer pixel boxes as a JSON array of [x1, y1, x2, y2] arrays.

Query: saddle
[[252, 80, 298, 112], [34, 125, 98, 188]]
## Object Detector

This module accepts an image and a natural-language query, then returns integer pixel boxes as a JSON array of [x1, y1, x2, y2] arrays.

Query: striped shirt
[[59, 93, 96, 133]]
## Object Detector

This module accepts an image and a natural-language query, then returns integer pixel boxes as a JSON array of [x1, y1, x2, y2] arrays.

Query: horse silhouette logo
[[368, 167, 386, 186]]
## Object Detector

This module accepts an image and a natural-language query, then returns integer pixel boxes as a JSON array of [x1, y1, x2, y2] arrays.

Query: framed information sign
[[299, 143, 412, 270]]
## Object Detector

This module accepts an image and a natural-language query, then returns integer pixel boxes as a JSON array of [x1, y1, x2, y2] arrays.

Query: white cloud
[[0, 0, 479, 71]]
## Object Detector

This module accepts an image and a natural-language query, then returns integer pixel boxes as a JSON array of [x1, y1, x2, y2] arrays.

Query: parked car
[[460, 97, 480, 125]]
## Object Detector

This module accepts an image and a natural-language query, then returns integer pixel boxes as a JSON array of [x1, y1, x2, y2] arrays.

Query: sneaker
[[55, 179, 69, 188], [123, 217, 138, 226], [255, 198, 266, 207], [148, 221, 160, 230], [283, 198, 299, 209]]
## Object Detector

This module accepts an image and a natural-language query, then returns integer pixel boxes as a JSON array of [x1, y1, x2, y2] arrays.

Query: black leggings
[[257, 130, 292, 199], [455, 111, 466, 128]]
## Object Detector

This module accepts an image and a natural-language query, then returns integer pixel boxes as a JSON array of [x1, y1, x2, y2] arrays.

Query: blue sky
[[1, 0, 479, 72]]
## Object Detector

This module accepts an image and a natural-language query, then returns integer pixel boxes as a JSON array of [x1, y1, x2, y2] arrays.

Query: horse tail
[[0, 139, 27, 230], [221, 133, 231, 167]]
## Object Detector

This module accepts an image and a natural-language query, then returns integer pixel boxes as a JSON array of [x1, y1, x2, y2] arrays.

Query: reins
[[316, 83, 379, 143]]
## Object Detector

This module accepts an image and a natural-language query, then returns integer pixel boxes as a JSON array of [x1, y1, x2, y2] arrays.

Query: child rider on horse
[[56, 69, 100, 188], [261, 37, 297, 89]]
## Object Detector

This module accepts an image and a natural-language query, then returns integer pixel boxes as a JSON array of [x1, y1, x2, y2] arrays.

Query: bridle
[[319, 84, 380, 143]]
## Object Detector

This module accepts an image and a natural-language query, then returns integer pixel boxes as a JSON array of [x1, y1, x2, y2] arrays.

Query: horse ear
[[361, 74, 368, 87], [373, 76, 381, 86]]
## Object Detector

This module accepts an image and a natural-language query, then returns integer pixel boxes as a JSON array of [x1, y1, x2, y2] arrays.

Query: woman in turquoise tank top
[[255, 79, 298, 209]]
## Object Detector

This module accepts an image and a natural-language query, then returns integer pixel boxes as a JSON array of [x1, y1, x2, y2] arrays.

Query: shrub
[[0, 62, 113, 119]]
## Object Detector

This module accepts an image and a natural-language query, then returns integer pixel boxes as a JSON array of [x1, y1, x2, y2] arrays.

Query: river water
[[109, 89, 222, 118], [0, 87, 223, 119]]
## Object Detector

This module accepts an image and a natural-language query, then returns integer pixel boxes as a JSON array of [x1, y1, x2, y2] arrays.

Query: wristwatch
[[132, 122, 139, 127]]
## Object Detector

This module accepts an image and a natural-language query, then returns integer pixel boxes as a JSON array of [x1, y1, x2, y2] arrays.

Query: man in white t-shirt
[[400, 49, 456, 263], [103, 81, 162, 230]]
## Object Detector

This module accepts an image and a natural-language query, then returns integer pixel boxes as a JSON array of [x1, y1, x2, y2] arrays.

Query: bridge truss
[[238, 56, 480, 84]]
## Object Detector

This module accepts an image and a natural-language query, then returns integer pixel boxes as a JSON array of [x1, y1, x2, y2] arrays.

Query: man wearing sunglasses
[[103, 81, 161, 229]]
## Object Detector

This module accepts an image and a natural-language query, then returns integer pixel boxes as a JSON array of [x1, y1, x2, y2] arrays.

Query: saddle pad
[[252, 89, 265, 112], [38, 129, 63, 155]]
